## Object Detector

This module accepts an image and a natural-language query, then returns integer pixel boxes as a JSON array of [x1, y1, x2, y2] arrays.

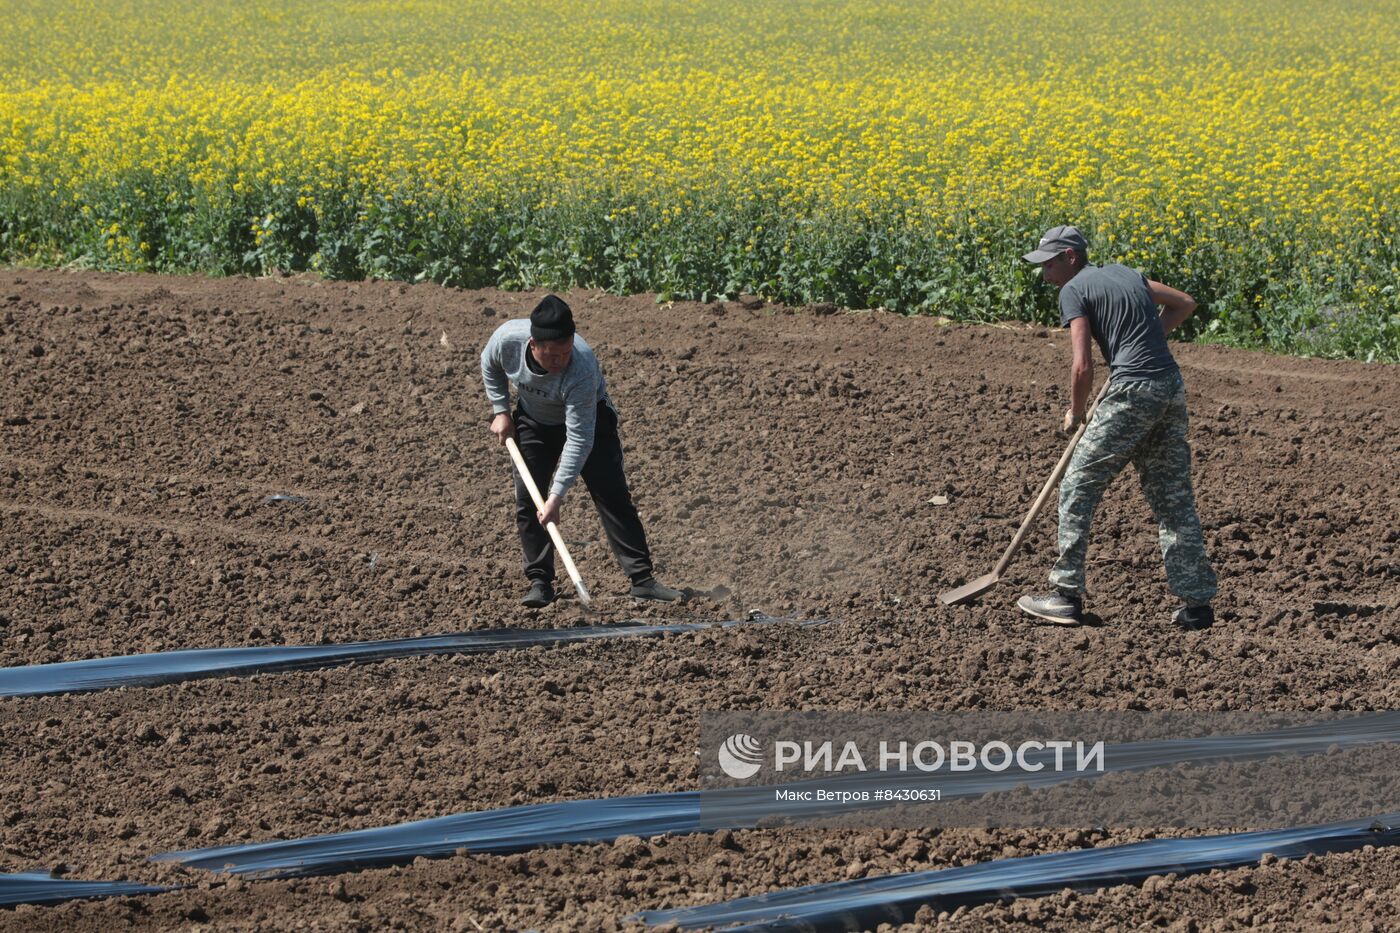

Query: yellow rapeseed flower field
[[1, 0, 1396, 357]]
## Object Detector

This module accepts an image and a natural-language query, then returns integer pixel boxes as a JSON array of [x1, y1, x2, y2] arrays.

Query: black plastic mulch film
[[8, 816, 1396, 920], [0, 872, 167, 908], [5, 626, 1399, 919], [148, 712, 1400, 880], [0, 613, 813, 697], [631, 814, 1400, 931]]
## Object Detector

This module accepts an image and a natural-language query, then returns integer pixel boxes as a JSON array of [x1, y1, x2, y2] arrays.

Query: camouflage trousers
[[1050, 370, 1218, 606]]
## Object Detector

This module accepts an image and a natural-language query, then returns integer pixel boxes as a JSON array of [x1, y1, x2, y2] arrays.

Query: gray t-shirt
[[1060, 264, 1178, 382], [480, 319, 613, 499]]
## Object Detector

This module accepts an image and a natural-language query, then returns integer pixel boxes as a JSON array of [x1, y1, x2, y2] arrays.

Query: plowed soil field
[[2, 269, 1397, 931]]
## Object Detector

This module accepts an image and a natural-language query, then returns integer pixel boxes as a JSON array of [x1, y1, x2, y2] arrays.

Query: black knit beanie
[[529, 295, 575, 342]]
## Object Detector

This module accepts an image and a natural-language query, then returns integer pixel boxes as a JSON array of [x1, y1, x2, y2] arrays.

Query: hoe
[[939, 378, 1112, 606]]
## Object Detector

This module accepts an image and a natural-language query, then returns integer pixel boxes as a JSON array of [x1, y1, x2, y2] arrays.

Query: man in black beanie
[[480, 295, 683, 608]]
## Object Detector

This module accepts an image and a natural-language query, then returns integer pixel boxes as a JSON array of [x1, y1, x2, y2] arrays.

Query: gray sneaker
[[629, 577, 685, 602], [1016, 590, 1084, 626]]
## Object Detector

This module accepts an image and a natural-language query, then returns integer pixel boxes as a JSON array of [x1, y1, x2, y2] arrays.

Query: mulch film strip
[[0, 872, 168, 908], [632, 814, 1400, 931], [0, 613, 817, 697], [151, 713, 1400, 879]]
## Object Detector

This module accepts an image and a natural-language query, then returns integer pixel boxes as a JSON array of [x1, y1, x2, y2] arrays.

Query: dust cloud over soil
[[1, 270, 1397, 930]]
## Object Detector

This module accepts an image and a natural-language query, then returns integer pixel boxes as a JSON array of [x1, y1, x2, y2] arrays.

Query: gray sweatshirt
[[480, 319, 613, 499]]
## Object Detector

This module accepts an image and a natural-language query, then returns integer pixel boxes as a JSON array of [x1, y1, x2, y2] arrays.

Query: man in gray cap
[[481, 295, 683, 608], [1017, 226, 1217, 629]]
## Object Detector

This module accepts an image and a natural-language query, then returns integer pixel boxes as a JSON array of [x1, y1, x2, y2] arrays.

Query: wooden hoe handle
[[990, 377, 1114, 577], [505, 437, 591, 606]]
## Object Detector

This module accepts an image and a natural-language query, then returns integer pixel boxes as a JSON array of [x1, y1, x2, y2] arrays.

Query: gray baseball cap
[[1022, 225, 1088, 264]]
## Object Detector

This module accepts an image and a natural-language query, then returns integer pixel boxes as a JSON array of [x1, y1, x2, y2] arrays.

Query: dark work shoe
[[629, 577, 685, 602], [1016, 590, 1084, 626], [1173, 605, 1215, 631], [521, 580, 555, 609]]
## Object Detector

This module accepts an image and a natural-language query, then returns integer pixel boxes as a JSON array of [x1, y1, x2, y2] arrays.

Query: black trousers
[[514, 401, 653, 585]]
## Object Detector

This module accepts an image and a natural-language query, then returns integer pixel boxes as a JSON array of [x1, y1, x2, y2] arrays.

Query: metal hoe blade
[[937, 572, 1000, 606], [571, 578, 592, 608]]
